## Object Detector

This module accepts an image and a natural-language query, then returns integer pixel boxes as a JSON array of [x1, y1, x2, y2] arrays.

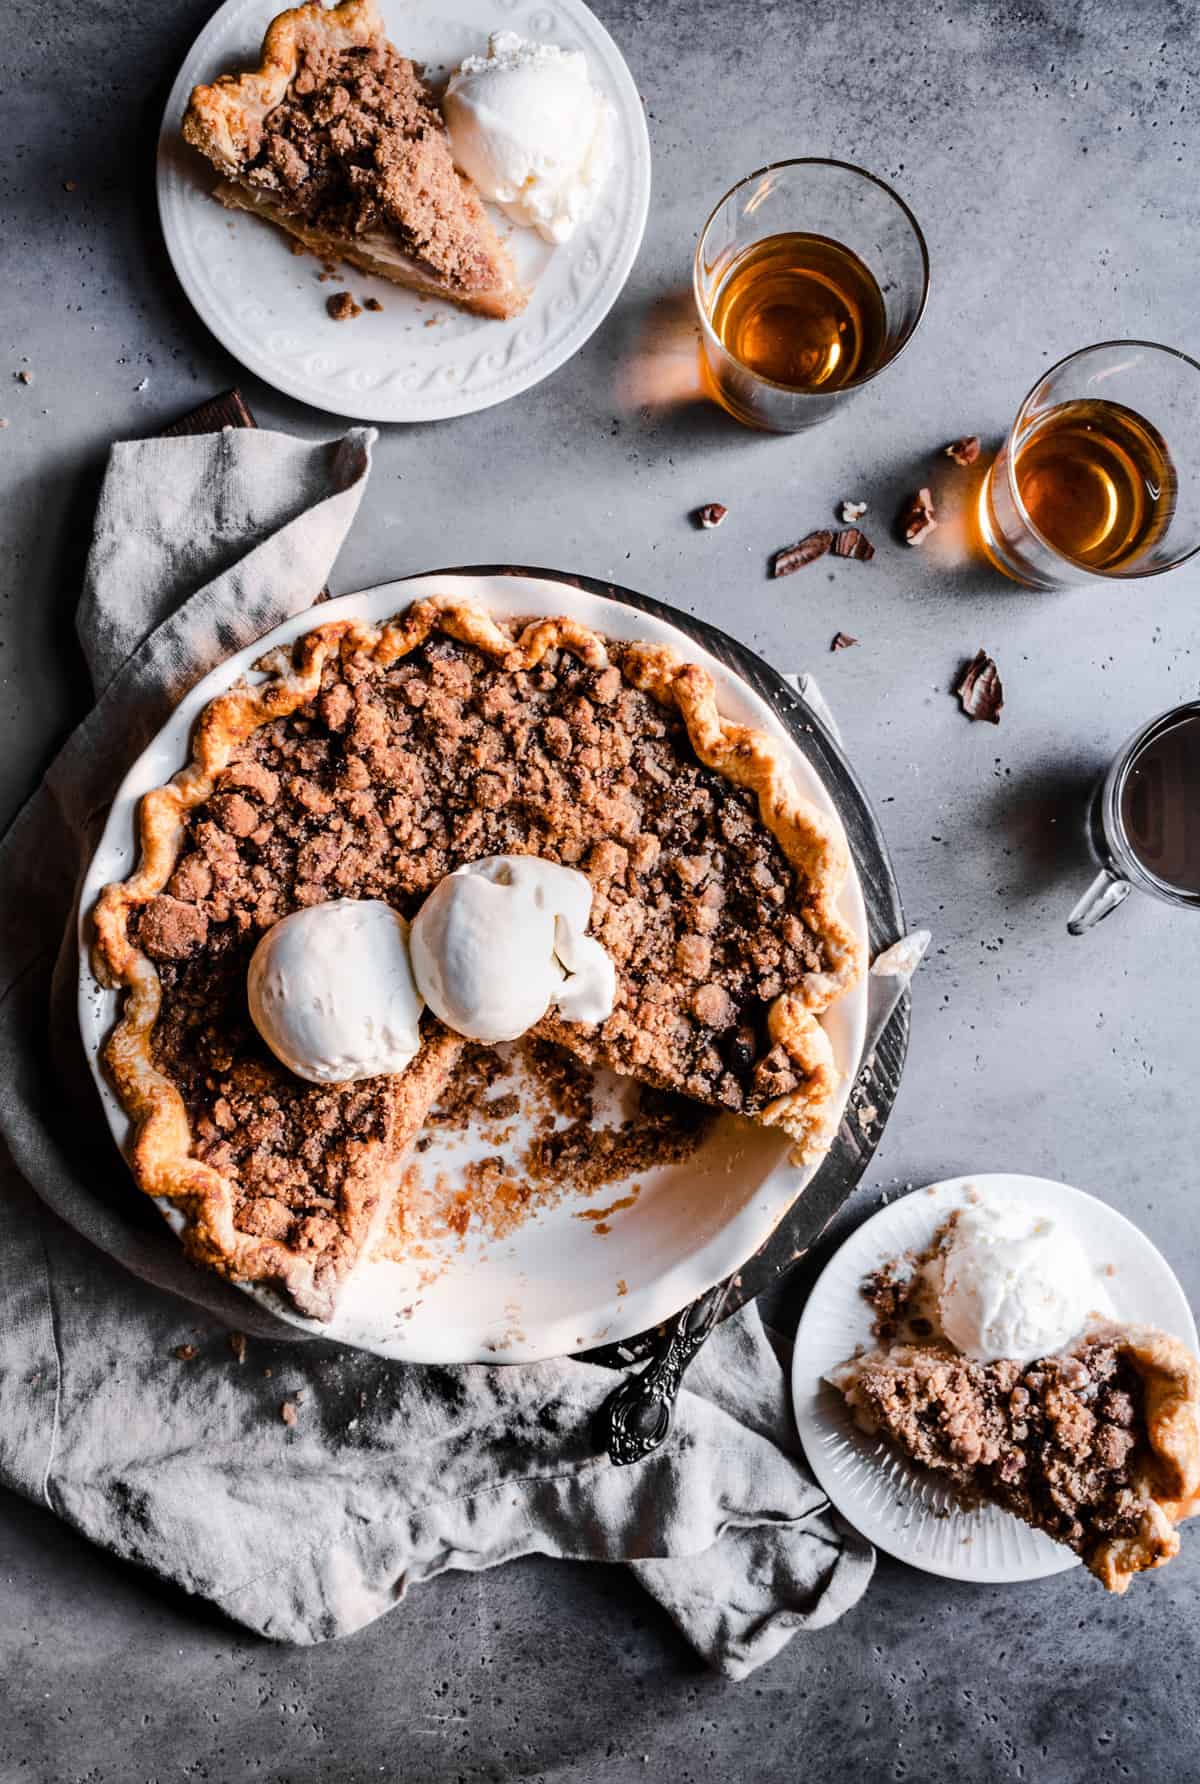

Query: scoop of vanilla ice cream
[[936, 1199, 1101, 1363], [444, 31, 614, 244], [409, 855, 615, 1043], [247, 899, 423, 1084]]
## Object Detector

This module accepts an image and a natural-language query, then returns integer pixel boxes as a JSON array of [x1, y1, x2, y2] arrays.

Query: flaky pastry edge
[[91, 596, 865, 1312]]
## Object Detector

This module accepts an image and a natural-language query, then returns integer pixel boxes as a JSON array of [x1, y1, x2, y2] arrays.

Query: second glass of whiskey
[[980, 341, 1200, 590], [693, 159, 929, 432]]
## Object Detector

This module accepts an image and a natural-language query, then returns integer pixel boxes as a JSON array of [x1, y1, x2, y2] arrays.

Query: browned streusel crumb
[[838, 1336, 1155, 1567], [137, 630, 834, 1175], [173, 1343, 198, 1361], [364, 296, 384, 311], [241, 38, 504, 292], [326, 291, 362, 321]]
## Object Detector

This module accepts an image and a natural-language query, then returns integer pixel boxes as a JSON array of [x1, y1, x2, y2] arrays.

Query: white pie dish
[[792, 1172, 1200, 1585], [156, 0, 651, 422], [77, 571, 868, 1363]]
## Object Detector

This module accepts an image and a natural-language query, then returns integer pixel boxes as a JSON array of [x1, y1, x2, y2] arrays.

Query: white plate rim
[[77, 570, 869, 1363], [155, 0, 652, 423], [792, 1171, 1200, 1585]]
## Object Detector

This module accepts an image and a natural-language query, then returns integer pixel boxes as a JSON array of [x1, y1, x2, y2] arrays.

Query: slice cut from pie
[[92, 597, 862, 1318], [832, 1324, 1200, 1592], [182, 0, 527, 320]]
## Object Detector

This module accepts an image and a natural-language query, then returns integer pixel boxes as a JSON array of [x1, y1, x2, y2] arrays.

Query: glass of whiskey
[[693, 159, 929, 432], [979, 341, 1200, 589]]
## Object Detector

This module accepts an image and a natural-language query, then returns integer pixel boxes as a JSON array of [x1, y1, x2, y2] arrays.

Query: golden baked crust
[[182, 0, 527, 320], [92, 597, 863, 1314], [1089, 1321, 1200, 1591]]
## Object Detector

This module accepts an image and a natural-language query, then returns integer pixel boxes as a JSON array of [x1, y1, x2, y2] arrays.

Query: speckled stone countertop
[[3, 1, 1200, 1778]]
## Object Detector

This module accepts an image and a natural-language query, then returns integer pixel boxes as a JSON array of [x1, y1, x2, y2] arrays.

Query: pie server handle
[[601, 1278, 732, 1465], [600, 929, 931, 1467]]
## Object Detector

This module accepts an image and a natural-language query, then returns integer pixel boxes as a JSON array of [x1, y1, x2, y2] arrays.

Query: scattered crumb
[[263, 1366, 274, 1378], [830, 631, 858, 652], [16, 370, 33, 386], [63, 180, 77, 193], [173, 1344, 198, 1362], [228, 1332, 247, 1365], [134, 376, 148, 393], [840, 498, 868, 522], [326, 291, 362, 322], [0, 419, 8, 430], [693, 502, 728, 530], [363, 296, 383, 312], [280, 1400, 299, 1427], [289, 239, 309, 257]]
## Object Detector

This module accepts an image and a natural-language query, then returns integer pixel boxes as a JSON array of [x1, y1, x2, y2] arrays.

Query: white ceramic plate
[[793, 1172, 1200, 1585], [78, 571, 868, 1363], [156, 0, 651, 421]]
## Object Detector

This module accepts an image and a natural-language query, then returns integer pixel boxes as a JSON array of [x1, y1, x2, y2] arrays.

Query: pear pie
[[92, 597, 862, 1318]]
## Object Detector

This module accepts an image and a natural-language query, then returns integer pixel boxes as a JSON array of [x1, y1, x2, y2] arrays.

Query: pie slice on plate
[[182, 0, 527, 319], [832, 1322, 1200, 1592], [91, 596, 863, 1319]]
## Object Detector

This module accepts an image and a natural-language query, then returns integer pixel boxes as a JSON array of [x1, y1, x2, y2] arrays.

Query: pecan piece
[[943, 435, 981, 466], [900, 487, 938, 545], [832, 527, 875, 561], [956, 649, 1004, 724], [771, 529, 833, 576], [830, 631, 859, 651], [693, 502, 728, 529]]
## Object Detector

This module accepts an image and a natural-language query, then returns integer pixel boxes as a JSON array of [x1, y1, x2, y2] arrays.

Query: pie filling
[[123, 626, 840, 1298], [839, 1334, 1160, 1565]]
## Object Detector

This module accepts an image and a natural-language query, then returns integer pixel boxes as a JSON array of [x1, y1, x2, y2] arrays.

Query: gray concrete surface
[[3, 0, 1199, 1778]]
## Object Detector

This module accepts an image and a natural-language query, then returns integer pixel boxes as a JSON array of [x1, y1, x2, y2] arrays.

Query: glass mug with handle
[[1069, 701, 1200, 934]]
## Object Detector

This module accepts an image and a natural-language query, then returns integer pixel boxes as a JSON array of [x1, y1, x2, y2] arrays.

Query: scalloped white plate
[[156, 0, 651, 421], [78, 572, 868, 1363], [793, 1173, 1200, 1585]]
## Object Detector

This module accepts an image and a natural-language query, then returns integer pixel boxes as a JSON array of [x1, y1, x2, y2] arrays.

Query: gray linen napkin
[[0, 424, 873, 1679]]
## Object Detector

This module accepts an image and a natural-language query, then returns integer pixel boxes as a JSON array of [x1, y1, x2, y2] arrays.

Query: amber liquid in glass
[[1014, 399, 1177, 572], [1120, 712, 1200, 895], [709, 232, 887, 391]]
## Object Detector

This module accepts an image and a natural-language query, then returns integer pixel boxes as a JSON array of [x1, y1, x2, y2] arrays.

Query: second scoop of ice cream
[[936, 1199, 1102, 1364], [409, 855, 616, 1044]]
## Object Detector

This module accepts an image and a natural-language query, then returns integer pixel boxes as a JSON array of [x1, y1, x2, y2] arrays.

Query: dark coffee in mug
[[1120, 710, 1200, 894]]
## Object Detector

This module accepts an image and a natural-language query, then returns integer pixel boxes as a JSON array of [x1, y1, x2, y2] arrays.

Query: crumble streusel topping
[[241, 38, 499, 291], [132, 629, 832, 1259]]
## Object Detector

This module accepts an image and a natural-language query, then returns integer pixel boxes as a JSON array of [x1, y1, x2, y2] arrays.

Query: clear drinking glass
[[1068, 701, 1200, 934], [693, 158, 929, 433], [979, 341, 1200, 590]]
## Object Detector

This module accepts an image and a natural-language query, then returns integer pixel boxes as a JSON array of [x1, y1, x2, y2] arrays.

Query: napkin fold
[[0, 422, 873, 1678]]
